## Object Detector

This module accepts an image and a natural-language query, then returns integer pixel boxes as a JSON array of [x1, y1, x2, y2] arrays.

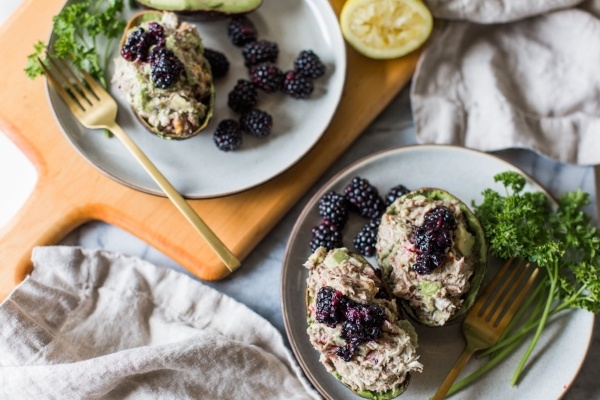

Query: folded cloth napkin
[[411, 0, 600, 165], [0, 246, 318, 400]]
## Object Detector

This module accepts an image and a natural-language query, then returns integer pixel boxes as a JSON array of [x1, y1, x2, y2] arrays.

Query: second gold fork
[[431, 258, 539, 399]]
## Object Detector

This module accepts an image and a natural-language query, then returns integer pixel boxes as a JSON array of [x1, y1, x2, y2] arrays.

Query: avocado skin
[[135, 0, 263, 20]]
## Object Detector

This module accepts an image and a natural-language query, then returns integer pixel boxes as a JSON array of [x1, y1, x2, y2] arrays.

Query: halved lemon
[[340, 0, 433, 60]]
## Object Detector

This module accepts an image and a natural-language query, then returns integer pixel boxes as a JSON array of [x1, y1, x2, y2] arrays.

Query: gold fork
[[431, 258, 539, 399], [39, 57, 240, 272]]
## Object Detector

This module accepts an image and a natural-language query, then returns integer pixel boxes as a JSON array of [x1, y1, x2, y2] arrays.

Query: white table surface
[[1, 3, 598, 399]]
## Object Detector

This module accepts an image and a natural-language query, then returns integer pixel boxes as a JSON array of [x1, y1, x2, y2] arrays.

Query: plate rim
[[280, 143, 595, 400], [44, 0, 347, 199]]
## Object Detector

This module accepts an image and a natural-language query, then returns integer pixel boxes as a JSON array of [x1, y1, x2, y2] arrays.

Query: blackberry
[[338, 303, 386, 361], [315, 286, 387, 362], [239, 109, 273, 138], [411, 206, 457, 274], [249, 63, 284, 93], [309, 223, 343, 252], [121, 27, 152, 62], [343, 177, 385, 219], [121, 23, 166, 62], [147, 22, 166, 47], [281, 70, 313, 99], [204, 48, 230, 79], [213, 119, 242, 151], [242, 40, 279, 66], [385, 184, 410, 206], [353, 219, 380, 257], [227, 16, 257, 47], [227, 79, 258, 113], [315, 286, 348, 327], [294, 50, 326, 79], [150, 48, 184, 89], [318, 191, 349, 228]]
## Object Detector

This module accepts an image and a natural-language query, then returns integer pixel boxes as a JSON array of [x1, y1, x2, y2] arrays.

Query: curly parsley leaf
[[25, 0, 125, 88], [452, 171, 600, 393]]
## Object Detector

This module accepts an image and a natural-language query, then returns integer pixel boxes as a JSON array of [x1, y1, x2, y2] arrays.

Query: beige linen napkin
[[411, 0, 600, 165], [0, 246, 318, 400]]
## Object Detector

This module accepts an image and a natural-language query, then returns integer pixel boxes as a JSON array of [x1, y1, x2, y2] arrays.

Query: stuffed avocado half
[[113, 11, 214, 139], [305, 247, 423, 399], [376, 188, 487, 327]]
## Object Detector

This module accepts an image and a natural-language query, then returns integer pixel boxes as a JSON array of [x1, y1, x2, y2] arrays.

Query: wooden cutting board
[[0, 0, 419, 300]]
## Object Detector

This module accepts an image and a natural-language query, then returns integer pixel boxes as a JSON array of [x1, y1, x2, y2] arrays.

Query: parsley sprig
[[447, 171, 600, 396], [25, 0, 126, 88]]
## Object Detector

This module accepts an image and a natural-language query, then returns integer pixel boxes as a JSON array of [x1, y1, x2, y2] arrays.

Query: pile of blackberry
[[411, 206, 457, 274], [212, 15, 330, 151], [309, 177, 411, 257], [120, 22, 184, 90], [315, 286, 386, 361]]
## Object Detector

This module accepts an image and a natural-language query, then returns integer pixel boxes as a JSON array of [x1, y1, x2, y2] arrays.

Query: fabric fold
[[412, 3, 600, 165], [0, 246, 317, 400]]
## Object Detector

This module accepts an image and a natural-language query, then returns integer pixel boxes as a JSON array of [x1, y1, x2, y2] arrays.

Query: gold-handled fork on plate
[[431, 258, 539, 400], [39, 57, 240, 272]]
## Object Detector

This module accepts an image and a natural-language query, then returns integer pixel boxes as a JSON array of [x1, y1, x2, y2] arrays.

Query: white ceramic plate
[[281, 145, 593, 400], [46, 0, 346, 198]]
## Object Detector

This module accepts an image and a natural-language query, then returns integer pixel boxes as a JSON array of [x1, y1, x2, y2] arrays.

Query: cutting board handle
[[0, 180, 90, 300]]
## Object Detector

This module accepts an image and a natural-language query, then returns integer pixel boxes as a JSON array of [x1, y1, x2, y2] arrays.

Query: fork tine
[[480, 259, 523, 321], [59, 59, 100, 100], [78, 68, 105, 99], [470, 258, 517, 317], [487, 261, 531, 325], [46, 56, 92, 107], [38, 58, 83, 112], [495, 264, 539, 332]]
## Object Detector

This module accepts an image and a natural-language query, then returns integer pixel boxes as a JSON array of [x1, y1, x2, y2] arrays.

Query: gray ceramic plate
[[47, 0, 346, 198], [281, 145, 593, 400]]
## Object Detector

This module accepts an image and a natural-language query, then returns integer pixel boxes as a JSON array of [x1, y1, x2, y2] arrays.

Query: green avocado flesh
[[136, 0, 263, 16]]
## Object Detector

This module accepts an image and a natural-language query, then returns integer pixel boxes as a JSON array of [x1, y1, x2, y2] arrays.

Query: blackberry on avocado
[[305, 247, 422, 399], [376, 188, 487, 327], [114, 11, 214, 140]]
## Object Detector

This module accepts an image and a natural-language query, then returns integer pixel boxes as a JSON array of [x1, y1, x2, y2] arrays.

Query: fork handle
[[106, 122, 240, 272], [431, 346, 477, 400]]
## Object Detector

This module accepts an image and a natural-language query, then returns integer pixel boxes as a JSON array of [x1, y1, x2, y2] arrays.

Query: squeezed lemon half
[[340, 0, 433, 59]]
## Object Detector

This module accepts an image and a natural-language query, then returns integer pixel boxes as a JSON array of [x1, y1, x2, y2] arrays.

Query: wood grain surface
[[0, 0, 419, 301]]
